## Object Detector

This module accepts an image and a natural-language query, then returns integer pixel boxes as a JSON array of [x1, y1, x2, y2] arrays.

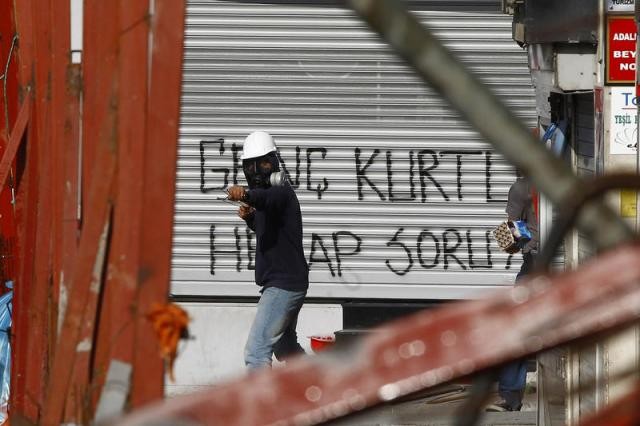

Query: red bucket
[[309, 335, 335, 353]]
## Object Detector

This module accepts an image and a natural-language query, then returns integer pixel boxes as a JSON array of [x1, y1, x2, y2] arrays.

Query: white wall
[[165, 302, 342, 396]]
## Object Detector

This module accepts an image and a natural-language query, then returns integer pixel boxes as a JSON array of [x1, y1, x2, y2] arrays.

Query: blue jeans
[[498, 252, 535, 406], [498, 360, 527, 401], [244, 286, 307, 369]]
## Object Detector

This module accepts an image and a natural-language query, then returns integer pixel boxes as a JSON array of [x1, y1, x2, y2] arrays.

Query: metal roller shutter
[[171, 0, 537, 299]]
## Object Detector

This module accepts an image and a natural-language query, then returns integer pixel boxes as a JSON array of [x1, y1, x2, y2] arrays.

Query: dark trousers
[[498, 252, 535, 408]]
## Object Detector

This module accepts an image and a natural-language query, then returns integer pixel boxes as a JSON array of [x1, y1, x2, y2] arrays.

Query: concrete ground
[[329, 374, 538, 426]]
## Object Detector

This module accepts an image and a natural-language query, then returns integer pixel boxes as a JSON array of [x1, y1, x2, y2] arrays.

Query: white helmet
[[241, 131, 277, 160]]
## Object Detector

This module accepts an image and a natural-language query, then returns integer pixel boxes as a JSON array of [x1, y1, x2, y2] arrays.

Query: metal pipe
[[347, 0, 634, 250]]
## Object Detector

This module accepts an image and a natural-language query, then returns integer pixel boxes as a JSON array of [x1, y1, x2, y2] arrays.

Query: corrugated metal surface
[[171, 0, 537, 299]]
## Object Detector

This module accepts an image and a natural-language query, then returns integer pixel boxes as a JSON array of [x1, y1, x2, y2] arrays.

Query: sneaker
[[485, 399, 522, 412]]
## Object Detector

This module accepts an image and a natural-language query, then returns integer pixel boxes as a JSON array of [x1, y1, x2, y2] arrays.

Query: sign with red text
[[607, 16, 637, 84]]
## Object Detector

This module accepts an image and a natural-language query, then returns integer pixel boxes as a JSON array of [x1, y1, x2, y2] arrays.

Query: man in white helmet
[[227, 131, 309, 369]]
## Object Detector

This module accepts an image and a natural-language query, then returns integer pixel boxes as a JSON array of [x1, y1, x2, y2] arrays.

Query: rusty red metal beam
[[129, 0, 186, 408], [67, 8, 122, 414], [0, 95, 31, 189], [118, 242, 640, 425], [47, 0, 82, 420], [9, 58, 39, 426], [80, 0, 119, 224], [49, 2, 84, 418], [9, 0, 55, 421], [27, 0, 57, 420], [11, 114, 40, 423], [60, 1, 121, 421], [48, 0, 73, 354], [90, 0, 150, 417], [74, 0, 121, 376]]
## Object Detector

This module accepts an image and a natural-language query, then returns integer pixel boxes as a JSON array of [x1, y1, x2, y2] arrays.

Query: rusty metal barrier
[[3, 0, 639, 424]]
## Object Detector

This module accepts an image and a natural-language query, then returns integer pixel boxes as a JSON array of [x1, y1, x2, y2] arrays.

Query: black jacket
[[244, 184, 309, 291]]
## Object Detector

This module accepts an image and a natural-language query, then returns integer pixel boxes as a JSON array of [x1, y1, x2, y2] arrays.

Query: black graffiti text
[[209, 225, 507, 277], [200, 139, 506, 203], [384, 227, 494, 276]]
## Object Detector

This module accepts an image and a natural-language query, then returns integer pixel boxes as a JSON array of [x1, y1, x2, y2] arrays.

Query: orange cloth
[[146, 303, 190, 381]]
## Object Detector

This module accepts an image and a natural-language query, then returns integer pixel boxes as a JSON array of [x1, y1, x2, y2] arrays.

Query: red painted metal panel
[[118, 243, 640, 425], [0, 0, 20, 299], [130, 0, 186, 407], [9, 0, 53, 421]]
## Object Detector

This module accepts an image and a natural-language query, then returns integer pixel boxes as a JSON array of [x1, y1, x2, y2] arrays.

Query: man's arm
[[227, 185, 287, 213], [227, 186, 256, 230], [506, 179, 528, 221]]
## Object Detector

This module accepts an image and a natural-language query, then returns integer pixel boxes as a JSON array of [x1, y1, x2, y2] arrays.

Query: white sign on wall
[[608, 0, 635, 13], [610, 87, 639, 155]]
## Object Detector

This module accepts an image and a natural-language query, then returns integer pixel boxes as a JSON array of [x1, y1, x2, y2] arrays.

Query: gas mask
[[242, 152, 285, 189]]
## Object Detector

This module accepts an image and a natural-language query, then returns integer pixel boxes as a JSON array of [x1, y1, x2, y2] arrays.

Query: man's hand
[[238, 205, 255, 220], [227, 185, 246, 202]]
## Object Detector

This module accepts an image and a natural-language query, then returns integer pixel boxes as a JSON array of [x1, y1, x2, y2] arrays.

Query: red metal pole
[[130, 0, 186, 407]]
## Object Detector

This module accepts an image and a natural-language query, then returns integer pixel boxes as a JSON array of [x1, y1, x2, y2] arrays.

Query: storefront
[[170, 0, 537, 300]]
